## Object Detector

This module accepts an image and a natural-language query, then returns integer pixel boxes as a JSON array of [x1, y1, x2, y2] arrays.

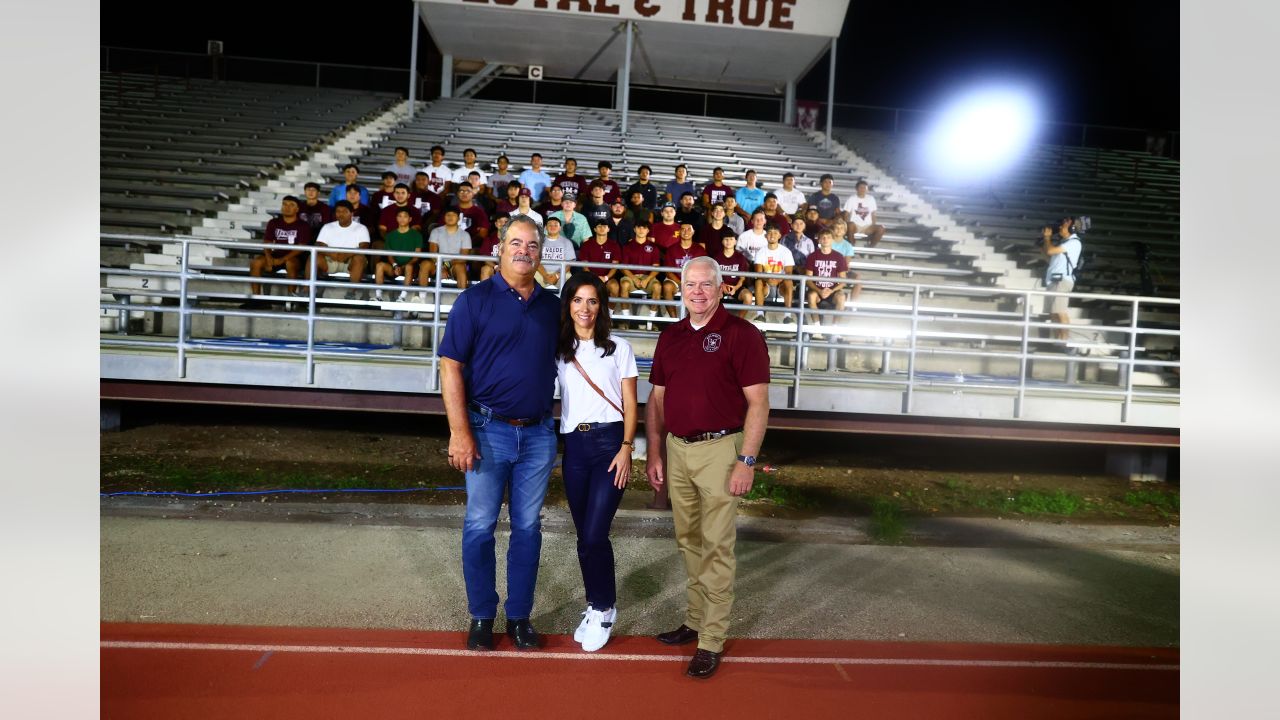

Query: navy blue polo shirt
[[439, 271, 560, 420]]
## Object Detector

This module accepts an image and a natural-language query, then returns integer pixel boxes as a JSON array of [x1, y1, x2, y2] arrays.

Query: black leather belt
[[674, 427, 743, 443], [468, 401, 546, 427], [573, 421, 621, 433]]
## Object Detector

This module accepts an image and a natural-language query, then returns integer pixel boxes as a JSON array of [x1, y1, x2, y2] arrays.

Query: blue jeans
[[561, 422, 627, 610], [461, 408, 558, 620]]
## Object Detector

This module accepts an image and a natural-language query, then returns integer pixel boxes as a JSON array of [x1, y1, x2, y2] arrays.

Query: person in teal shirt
[[736, 169, 766, 215]]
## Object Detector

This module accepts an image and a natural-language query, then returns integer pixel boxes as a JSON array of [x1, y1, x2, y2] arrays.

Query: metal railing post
[[1121, 298, 1140, 423], [903, 285, 920, 413], [792, 276, 806, 407], [1015, 289, 1031, 418], [305, 247, 317, 385], [177, 239, 190, 378]]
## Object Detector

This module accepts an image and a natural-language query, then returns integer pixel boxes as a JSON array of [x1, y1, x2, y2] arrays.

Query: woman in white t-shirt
[[555, 273, 638, 653]]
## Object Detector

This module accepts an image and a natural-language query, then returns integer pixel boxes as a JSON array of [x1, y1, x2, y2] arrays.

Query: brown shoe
[[656, 624, 698, 645], [686, 648, 721, 679]]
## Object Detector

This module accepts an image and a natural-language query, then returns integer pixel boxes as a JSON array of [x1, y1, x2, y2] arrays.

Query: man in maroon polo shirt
[[645, 255, 770, 680], [245, 195, 315, 307]]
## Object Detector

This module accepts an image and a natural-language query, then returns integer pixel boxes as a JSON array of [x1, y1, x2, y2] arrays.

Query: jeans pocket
[[468, 410, 489, 429]]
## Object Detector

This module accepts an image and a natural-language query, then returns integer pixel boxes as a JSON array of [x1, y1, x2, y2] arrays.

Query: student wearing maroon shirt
[[659, 223, 707, 318], [697, 203, 735, 252], [805, 229, 859, 318], [595, 161, 622, 205], [245, 195, 313, 307], [578, 221, 623, 307], [536, 184, 566, 218], [378, 184, 424, 238], [759, 193, 791, 237], [452, 183, 491, 250], [412, 172, 443, 228], [553, 158, 590, 201], [700, 167, 735, 209], [715, 233, 754, 316], [650, 202, 681, 250], [477, 215, 507, 283], [618, 220, 662, 316], [644, 255, 770, 680], [371, 172, 399, 209], [297, 182, 332, 236]]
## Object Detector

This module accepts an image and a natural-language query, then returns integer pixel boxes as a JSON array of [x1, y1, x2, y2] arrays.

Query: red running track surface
[[102, 622, 1178, 719]]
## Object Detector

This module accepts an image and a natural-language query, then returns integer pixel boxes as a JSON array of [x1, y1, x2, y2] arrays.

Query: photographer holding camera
[[1042, 216, 1085, 343]]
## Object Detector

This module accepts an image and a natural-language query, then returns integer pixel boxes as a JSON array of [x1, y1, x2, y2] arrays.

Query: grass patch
[[868, 498, 906, 544], [1002, 489, 1082, 516], [1123, 489, 1179, 512], [743, 479, 817, 509]]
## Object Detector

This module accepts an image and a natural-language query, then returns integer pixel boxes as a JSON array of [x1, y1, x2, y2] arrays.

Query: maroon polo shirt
[[577, 238, 623, 278], [662, 242, 706, 281], [648, 303, 770, 437], [378, 203, 423, 233], [263, 217, 313, 258], [621, 240, 661, 272]]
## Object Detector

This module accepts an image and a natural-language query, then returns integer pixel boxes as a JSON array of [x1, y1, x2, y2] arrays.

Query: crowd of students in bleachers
[[243, 146, 894, 325]]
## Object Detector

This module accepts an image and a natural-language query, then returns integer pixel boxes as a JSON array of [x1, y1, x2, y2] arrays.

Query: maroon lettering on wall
[[534, 0, 550, 8], [494, 0, 517, 5], [705, 0, 734, 24], [681, 0, 696, 20], [594, 0, 622, 13], [768, 0, 795, 29], [738, 0, 766, 26], [638, 0, 663, 18], [557, 0, 593, 10]]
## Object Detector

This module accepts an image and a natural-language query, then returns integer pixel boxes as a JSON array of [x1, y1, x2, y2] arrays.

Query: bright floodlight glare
[[922, 85, 1041, 180]]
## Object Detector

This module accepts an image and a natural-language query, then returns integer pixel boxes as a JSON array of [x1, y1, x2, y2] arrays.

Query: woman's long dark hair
[[557, 272, 616, 362]]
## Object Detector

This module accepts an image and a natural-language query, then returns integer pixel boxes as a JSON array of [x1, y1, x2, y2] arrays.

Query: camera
[[1049, 215, 1091, 244]]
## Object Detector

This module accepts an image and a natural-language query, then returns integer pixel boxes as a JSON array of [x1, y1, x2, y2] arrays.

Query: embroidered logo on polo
[[703, 333, 722, 352]]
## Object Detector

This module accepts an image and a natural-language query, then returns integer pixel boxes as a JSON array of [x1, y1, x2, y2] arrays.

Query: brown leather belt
[[468, 401, 546, 427], [673, 427, 743, 443]]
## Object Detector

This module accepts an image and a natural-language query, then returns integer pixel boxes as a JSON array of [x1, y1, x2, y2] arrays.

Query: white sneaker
[[396, 290, 408, 302], [374, 290, 384, 302], [580, 606, 616, 652], [573, 605, 593, 643]]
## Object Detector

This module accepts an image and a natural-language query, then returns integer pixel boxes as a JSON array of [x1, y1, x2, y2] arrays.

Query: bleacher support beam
[[408, 2, 421, 117]]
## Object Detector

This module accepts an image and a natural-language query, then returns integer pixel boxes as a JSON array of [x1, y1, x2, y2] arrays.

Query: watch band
[[737, 454, 756, 467]]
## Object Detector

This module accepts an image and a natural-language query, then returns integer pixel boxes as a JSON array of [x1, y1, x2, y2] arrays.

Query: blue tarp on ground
[[198, 338, 394, 353]]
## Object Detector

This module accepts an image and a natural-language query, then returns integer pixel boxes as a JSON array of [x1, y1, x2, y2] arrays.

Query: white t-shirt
[[429, 226, 469, 256], [510, 208, 544, 227], [1046, 235, 1083, 283], [452, 165, 489, 186], [776, 187, 807, 215], [556, 337, 638, 431], [842, 193, 878, 228], [421, 164, 452, 194], [737, 228, 768, 262], [754, 244, 795, 273], [541, 237, 576, 278], [316, 220, 371, 250]]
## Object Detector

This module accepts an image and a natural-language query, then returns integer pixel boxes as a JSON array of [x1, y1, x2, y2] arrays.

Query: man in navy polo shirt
[[439, 215, 560, 653], [645, 255, 770, 680]]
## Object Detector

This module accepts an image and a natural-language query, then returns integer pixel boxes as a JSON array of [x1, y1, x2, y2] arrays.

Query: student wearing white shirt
[[421, 145, 452, 195], [775, 172, 807, 216], [736, 210, 770, 262], [752, 225, 796, 321], [841, 180, 886, 247], [316, 200, 372, 299], [451, 147, 489, 188], [555, 272, 638, 653]]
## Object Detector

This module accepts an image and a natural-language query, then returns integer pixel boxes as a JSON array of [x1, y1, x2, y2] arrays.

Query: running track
[[102, 623, 1178, 719]]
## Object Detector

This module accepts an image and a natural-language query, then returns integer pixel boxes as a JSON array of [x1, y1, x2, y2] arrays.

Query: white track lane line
[[101, 641, 1178, 671]]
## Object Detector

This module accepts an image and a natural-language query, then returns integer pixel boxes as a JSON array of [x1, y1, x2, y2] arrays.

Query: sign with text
[[420, 0, 849, 37]]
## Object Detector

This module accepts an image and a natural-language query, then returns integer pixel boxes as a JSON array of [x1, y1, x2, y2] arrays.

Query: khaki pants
[[665, 432, 742, 653]]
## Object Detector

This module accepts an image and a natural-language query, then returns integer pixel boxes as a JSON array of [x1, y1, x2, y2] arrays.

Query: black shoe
[[656, 624, 699, 646], [686, 648, 722, 679], [506, 618, 541, 650], [466, 618, 495, 651]]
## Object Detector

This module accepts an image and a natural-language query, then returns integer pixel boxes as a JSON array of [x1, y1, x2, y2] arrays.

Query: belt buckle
[[576, 423, 592, 432]]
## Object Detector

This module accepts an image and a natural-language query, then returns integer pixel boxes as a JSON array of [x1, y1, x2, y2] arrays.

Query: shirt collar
[[680, 302, 729, 335], [491, 270, 543, 303]]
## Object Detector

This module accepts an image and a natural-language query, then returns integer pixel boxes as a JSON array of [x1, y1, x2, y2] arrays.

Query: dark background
[[101, 0, 1177, 131]]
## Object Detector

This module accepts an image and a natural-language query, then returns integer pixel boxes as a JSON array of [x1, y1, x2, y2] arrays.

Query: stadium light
[[921, 84, 1042, 180]]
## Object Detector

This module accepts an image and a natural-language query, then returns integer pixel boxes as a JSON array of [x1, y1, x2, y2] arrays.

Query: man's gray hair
[[681, 254, 722, 288], [504, 214, 546, 246]]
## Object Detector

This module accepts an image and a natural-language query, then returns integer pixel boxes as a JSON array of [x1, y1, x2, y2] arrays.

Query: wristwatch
[[737, 455, 756, 468]]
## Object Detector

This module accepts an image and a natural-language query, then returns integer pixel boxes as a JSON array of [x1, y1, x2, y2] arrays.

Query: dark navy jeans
[[561, 421, 627, 610], [461, 408, 558, 620]]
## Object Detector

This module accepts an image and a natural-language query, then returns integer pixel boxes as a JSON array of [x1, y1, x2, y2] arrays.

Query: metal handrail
[[100, 234, 1180, 421]]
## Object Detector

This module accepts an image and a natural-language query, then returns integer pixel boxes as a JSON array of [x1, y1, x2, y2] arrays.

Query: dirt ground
[[100, 405, 1179, 526]]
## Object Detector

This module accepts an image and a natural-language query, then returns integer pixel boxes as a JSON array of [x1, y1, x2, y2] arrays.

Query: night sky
[[101, 0, 1177, 131]]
